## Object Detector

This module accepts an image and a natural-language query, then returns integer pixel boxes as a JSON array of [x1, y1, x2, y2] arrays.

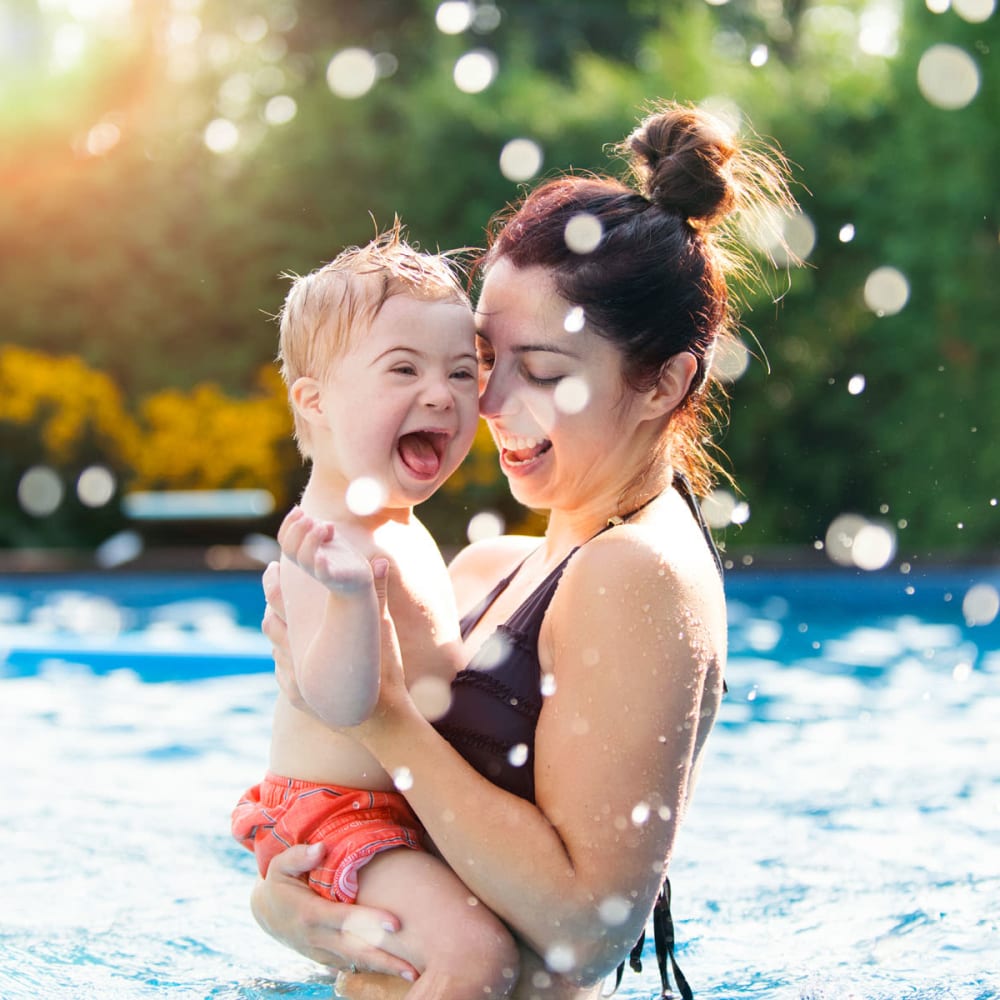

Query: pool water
[[1, 569, 997, 999]]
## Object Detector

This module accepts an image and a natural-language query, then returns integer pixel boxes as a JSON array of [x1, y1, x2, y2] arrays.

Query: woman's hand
[[262, 560, 310, 712], [249, 842, 419, 983]]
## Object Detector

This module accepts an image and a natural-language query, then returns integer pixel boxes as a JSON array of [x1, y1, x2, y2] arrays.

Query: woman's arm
[[359, 532, 724, 984]]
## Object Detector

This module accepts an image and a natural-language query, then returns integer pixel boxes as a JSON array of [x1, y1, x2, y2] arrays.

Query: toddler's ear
[[290, 377, 324, 425]]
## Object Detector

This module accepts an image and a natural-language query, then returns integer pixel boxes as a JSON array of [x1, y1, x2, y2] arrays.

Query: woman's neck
[[539, 463, 674, 562]]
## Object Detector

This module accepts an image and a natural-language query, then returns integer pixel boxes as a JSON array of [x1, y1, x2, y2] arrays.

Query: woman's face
[[475, 258, 653, 514]]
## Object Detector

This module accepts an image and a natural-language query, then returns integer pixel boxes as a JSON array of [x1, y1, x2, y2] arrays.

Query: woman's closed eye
[[523, 367, 564, 387]]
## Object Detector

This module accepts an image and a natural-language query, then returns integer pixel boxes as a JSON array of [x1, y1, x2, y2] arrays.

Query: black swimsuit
[[433, 474, 722, 998], [433, 472, 722, 805]]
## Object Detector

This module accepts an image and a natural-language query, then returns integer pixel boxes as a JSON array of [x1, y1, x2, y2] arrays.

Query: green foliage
[[1, 0, 997, 556]]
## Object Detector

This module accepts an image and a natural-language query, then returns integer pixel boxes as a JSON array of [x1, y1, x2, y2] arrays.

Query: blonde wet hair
[[277, 220, 470, 457]]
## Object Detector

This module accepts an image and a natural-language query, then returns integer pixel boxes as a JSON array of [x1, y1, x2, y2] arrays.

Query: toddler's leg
[[355, 847, 519, 1000]]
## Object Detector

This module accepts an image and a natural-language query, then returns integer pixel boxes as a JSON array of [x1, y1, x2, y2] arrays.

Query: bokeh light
[[953, 0, 996, 22], [863, 265, 910, 316], [507, 743, 529, 767], [962, 583, 999, 626], [709, 336, 750, 383], [553, 376, 590, 415], [345, 477, 386, 516], [263, 94, 297, 125], [392, 767, 414, 791], [18, 466, 64, 517], [85, 121, 121, 156], [563, 306, 586, 333], [77, 465, 116, 508], [453, 49, 497, 93], [824, 513, 897, 570], [564, 212, 603, 254], [499, 138, 543, 181], [327, 47, 378, 99], [847, 374, 867, 396], [466, 510, 505, 543], [436, 1, 474, 34], [544, 944, 575, 974], [409, 676, 453, 721], [839, 223, 856, 242], [700, 489, 738, 529], [598, 895, 632, 927], [203, 118, 239, 154], [917, 44, 980, 109]]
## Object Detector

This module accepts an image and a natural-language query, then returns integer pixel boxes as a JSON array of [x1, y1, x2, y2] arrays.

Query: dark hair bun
[[625, 106, 738, 224]]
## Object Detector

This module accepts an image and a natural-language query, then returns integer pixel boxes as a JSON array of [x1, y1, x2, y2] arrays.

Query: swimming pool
[[1, 568, 997, 999]]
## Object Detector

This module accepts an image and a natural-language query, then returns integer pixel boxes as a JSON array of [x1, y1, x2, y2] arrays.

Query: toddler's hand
[[277, 506, 374, 594]]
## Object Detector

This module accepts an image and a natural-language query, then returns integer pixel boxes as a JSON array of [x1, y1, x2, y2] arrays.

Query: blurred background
[[0, 0, 997, 571]]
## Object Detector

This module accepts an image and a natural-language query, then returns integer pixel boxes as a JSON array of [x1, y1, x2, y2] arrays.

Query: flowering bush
[[0, 346, 519, 549]]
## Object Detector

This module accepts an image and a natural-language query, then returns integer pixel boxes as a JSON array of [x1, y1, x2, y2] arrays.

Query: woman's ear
[[646, 352, 698, 418], [289, 376, 325, 427]]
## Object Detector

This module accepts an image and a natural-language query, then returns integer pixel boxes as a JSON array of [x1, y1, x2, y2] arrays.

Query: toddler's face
[[313, 294, 479, 509]]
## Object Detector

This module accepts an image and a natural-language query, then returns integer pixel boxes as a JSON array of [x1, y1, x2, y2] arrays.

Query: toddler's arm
[[277, 506, 383, 727]]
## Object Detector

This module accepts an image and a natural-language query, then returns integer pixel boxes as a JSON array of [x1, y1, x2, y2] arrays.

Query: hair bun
[[625, 105, 737, 224]]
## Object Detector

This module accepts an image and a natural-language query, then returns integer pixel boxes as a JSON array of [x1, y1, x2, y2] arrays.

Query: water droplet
[[709, 336, 750, 382], [345, 476, 386, 516], [963, 583, 999, 626], [467, 510, 504, 543], [409, 676, 453, 722], [863, 266, 909, 317], [563, 305, 586, 332], [392, 767, 413, 791], [598, 895, 632, 926], [563, 213, 603, 254], [553, 376, 590, 414], [631, 802, 650, 825]]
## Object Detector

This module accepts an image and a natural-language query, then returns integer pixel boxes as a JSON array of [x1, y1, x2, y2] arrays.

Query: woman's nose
[[478, 367, 506, 418]]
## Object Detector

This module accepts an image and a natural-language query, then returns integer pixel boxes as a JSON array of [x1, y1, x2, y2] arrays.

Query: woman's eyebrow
[[512, 342, 580, 358]]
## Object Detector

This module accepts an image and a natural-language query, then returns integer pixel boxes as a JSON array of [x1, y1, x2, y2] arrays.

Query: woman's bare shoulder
[[556, 520, 725, 636]]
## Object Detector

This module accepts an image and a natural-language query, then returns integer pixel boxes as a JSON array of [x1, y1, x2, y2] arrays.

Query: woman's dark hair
[[480, 101, 794, 495]]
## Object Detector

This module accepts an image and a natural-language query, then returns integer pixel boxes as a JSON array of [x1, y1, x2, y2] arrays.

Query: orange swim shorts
[[231, 772, 424, 903]]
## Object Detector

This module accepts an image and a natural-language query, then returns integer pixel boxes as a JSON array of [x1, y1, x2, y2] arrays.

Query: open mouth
[[398, 430, 450, 479], [502, 437, 552, 466]]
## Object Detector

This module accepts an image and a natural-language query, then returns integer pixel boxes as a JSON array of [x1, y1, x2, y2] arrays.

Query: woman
[[252, 102, 793, 998]]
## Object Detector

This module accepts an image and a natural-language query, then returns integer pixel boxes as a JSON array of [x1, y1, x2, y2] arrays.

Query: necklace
[[606, 489, 664, 528]]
